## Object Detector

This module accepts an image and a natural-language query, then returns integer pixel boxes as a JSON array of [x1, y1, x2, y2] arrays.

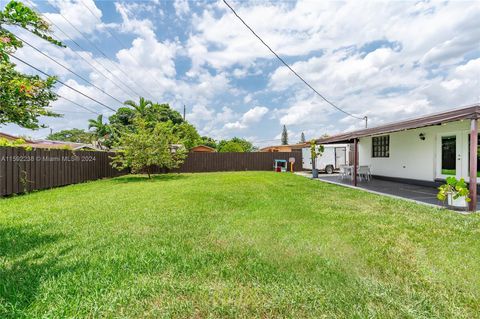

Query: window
[[372, 135, 389, 158]]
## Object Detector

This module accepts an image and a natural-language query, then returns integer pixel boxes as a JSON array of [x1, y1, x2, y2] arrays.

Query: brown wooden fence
[[0, 147, 124, 197], [172, 152, 303, 173], [0, 148, 303, 197]]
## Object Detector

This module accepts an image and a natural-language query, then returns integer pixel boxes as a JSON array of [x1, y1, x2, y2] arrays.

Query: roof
[[317, 104, 480, 144], [31, 140, 100, 150], [0, 132, 33, 143], [0, 132, 102, 150], [259, 142, 308, 151], [191, 145, 216, 152]]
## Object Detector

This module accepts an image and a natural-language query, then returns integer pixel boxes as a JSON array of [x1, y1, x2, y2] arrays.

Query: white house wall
[[358, 120, 471, 182]]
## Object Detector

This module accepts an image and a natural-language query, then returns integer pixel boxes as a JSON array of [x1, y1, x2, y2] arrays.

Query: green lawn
[[1, 172, 479, 318], [441, 168, 480, 177]]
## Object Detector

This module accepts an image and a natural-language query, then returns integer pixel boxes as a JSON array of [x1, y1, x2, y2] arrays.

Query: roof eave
[[316, 104, 480, 144]]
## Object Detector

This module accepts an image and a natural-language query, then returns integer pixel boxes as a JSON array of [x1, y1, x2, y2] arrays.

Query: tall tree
[[88, 114, 114, 148], [124, 97, 152, 117], [218, 141, 244, 153], [217, 137, 254, 152], [281, 125, 288, 145], [173, 122, 201, 150], [111, 119, 186, 178], [149, 103, 183, 125], [300, 132, 306, 143], [108, 107, 136, 128], [0, 0, 64, 129], [201, 136, 217, 149], [123, 98, 184, 126]]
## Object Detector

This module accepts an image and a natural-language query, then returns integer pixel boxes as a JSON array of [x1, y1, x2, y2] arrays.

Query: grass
[[441, 168, 480, 177], [1, 172, 479, 318]]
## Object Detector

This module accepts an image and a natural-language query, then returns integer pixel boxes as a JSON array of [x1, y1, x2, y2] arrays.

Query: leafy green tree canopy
[[218, 140, 244, 153], [174, 122, 201, 150], [200, 136, 217, 149], [123, 98, 184, 126], [0, 0, 64, 129], [108, 107, 136, 128], [218, 137, 254, 153], [88, 114, 116, 149], [111, 119, 186, 178]]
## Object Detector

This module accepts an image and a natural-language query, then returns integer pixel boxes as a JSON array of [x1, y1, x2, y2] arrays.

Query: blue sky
[[3, 0, 480, 146]]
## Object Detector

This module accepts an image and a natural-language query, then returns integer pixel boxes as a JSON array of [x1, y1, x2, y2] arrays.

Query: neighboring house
[[259, 143, 308, 152], [0, 132, 33, 143], [316, 104, 480, 210], [0, 132, 101, 150], [191, 145, 216, 153], [31, 139, 101, 151]]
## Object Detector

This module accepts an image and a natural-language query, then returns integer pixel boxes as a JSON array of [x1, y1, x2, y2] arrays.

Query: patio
[[298, 173, 479, 212]]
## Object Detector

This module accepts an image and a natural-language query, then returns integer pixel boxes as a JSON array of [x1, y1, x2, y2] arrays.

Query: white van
[[302, 144, 351, 174]]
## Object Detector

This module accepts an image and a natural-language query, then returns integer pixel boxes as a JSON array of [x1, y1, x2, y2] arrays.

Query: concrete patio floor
[[296, 172, 478, 212]]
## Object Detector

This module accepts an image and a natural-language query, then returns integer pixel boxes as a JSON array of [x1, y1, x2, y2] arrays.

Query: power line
[[9, 53, 116, 112], [56, 94, 100, 115], [79, 0, 166, 92], [33, 11, 137, 100], [50, 4, 154, 100], [20, 0, 128, 98], [222, 0, 368, 126], [13, 32, 125, 106]]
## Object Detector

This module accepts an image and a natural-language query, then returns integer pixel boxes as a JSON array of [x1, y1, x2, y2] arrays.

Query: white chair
[[339, 165, 349, 179], [357, 165, 371, 181]]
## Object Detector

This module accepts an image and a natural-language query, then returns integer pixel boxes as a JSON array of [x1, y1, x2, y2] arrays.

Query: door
[[437, 134, 461, 179], [302, 148, 312, 170], [335, 147, 346, 168]]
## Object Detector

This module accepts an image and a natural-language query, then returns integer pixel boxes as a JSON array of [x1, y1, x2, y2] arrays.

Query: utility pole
[[364, 116, 368, 128], [183, 105, 186, 121]]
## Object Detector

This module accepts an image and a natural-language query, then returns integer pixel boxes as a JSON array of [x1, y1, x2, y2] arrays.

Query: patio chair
[[338, 165, 349, 179], [358, 165, 371, 181]]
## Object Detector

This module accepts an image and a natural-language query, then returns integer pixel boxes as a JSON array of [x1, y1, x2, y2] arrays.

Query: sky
[[2, 0, 480, 147]]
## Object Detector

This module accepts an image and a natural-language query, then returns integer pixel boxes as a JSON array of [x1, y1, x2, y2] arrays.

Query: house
[[316, 104, 480, 211], [259, 143, 308, 152], [30, 139, 101, 150], [0, 132, 33, 143], [191, 145, 216, 153], [0, 132, 101, 150]]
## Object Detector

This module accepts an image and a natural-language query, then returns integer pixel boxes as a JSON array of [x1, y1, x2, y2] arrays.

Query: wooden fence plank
[[0, 148, 6, 196], [0, 148, 303, 197]]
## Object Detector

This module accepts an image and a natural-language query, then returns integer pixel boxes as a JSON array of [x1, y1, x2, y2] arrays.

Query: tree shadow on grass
[[0, 225, 73, 318], [112, 174, 189, 184]]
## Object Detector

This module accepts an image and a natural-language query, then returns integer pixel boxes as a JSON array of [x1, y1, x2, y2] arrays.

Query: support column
[[469, 118, 478, 212], [353, 138, 358, 186]]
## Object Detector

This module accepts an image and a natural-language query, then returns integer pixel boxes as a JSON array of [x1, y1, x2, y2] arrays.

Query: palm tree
[[124, 97, 153, 117], [88, 115, 112, 148]]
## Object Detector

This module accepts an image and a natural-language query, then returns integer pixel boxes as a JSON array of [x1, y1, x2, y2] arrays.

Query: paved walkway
[[296, 172, 477, 213]]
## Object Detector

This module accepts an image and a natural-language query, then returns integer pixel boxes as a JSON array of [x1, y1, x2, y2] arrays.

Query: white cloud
[[243, 94, 253, 104], [173, 0, 190, 18], [184, 0, 479, 134], [4, 0, 480, 143], [44, 0, 101, 40], [224, 106, 268, 129]]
